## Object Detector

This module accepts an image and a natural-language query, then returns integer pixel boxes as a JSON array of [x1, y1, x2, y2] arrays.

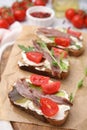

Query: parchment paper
[[0, 26, 87, 130]]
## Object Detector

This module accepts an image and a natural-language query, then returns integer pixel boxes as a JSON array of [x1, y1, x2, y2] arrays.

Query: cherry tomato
[[77, 9, 85, 17], [0, 18, 9, 29], [22, 0, 32, 2], [0, 7, 11, 16], [72, 15, 84, 29], [67, 28, 81, 38], [55, 37, 70, 47], [2, 12, 15, 25], [20, 1, 33, 11], [44, 0, 48, 3], [12, 1, 20, 11], [52, 47, 68, 58], [65, 8, 76, 21], [13, 9, 26, 21], [26, 51, 43, 63], [40, 98, 59, 117], [34, 0, 46, 6], [41, 81, 61, 94], [84, 16, 87, 27], [30, 74, 49, 86]]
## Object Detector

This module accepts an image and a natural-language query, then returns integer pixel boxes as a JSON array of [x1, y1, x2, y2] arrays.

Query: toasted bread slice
[[36, 27, 84, 57], [8, 78, 72, 126], [18, 60, 69, 79], [18, 41, 70, 79]]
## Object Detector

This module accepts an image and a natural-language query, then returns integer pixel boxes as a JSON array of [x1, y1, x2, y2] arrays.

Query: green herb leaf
[[51, 49, 54, 56], [69, 93, 74, 103], [49, 37, 55, 41], [18, 45, 34, 52], [77, 79, 84, 89], [52, 60, 58, 66], [75, 45, 81, 49], [37, 40, 59, 67], [59, 60, 68, 71], [85, 68, 87, 76]]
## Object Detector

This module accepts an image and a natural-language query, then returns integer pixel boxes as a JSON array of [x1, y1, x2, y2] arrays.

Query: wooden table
[[0, 46, 73, 130]]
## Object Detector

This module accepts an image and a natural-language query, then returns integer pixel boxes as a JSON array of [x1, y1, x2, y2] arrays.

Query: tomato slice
[[55, 37, 70, 47], [30, 74, 50, 86], [26, 51, 43, 63], [67, 28, 81, 38], [41, 81, 61, 94], [40, 98, 59, 117], [52, 47, 68, 58]]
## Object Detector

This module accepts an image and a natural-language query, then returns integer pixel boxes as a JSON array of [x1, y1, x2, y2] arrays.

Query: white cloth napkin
[[0, 121, 13, 130], [0, 21, 22, 130], [0, 21, 22, 60]]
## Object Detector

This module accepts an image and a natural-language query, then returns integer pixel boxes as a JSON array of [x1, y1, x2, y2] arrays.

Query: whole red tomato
[[12, 1, 20, 11], [20, 0, 33, 11], [77, 9, 85, 17], [72, 15, 84, 28], [13, 9, 26, 21], [0, 18, 9, 29], [65, 8, 76, 21], [34, 0, 46, 6], [0, 7, 11, 16], [2, 12, 15, 25], [22, 0, 32, 2]]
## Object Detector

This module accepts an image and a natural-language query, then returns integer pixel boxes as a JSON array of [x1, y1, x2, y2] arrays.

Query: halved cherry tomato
[[52, 47, 68, 58], [26, 51, 43, 63], [41, 81, 61, 94], [55, 37, 70, 47], [40, 98, 59, 117], [30, 74, 49, 86], [67, 28, 81, 38]]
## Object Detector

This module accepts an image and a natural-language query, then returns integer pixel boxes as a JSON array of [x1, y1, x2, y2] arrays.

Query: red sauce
[[30, 12, 51, 18]]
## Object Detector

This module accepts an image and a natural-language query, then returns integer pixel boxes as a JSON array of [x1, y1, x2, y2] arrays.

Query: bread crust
[[19, 64, 69, 79], [9, 97, 70, 126], [47, 43, 84, 57], [68, 45, 84, 57]]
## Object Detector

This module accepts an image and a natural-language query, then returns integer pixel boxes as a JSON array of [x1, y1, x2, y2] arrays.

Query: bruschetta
[[8, 75, 72, 126], [18, 40, 70, 79], [36, 27, 84, 57]]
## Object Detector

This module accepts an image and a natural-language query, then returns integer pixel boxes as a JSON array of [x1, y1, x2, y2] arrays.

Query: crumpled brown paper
[[0, 26, 87, 130]]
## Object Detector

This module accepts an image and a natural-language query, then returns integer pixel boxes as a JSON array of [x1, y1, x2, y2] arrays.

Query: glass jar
[[52, 0, 79, 18]]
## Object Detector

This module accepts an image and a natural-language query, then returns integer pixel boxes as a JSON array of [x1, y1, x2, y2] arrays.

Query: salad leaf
[[85, 67, 87, 76], [69, 93, 74, 103], [70, 67, 87, 103], [37, 40, 68, 71], [75, 45, 81, 49], [77, 79, 84, 89], [18, 45, 34, 52], [59, 59, 68, 71]]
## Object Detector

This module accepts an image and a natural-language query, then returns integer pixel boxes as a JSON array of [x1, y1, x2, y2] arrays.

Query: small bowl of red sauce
[[26, 6, 55, 27]]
